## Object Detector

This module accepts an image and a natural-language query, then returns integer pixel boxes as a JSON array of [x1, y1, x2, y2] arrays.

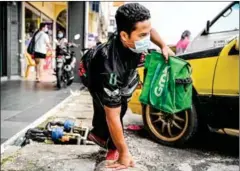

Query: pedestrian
[[83, 3, 172, 170], [176, 30, 191, 55], [56, 30, 68, 48], [34, 23, 52, 82]]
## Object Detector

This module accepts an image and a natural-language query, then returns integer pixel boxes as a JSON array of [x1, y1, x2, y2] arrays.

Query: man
[[34, 23, 52, 82], [83, 3, 174, 169]]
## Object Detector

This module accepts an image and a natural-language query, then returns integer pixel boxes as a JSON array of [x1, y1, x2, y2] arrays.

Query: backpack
[[78, 48, 96, 87], [139, 51, 192, 114], [27, 30, 39, 55]]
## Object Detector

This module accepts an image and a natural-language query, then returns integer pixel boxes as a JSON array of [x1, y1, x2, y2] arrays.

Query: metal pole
[[84, 1, 89, 49]]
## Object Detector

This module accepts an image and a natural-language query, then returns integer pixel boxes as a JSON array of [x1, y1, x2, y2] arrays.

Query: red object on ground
[[106, 149, 119, 161], [127, 125, 142, 131]]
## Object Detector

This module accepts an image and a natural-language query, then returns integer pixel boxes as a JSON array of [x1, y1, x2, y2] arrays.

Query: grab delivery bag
[[139, 51, 192, 114]]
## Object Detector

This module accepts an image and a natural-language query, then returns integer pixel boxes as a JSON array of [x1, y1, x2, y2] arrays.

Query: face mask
[[44, 27, 48, 32], [129, 35, 151, 54], [58, 33, 63, 38]]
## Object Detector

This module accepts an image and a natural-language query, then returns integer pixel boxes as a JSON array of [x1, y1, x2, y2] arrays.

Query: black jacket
[[80, 34, 144, 108]]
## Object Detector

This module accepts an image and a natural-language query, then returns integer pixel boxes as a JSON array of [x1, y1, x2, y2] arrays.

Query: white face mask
[[129, 35, 151, 54], [58, 33, 63, 38], [44, 27, 48, 32]]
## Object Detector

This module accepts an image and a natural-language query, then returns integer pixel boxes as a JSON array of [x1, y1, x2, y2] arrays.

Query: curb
[[1, 93, 75, 155]]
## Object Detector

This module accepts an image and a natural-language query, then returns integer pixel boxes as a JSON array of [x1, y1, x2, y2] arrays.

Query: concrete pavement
[[1, 91, 239, 171]]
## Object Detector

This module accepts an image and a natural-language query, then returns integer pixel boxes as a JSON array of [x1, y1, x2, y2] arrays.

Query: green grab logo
[[154, 66, 169, 97]]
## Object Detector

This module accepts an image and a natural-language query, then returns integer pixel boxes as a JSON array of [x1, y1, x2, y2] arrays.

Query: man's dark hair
[[39, 23, 47, 30], [115, 3, 151, 36]]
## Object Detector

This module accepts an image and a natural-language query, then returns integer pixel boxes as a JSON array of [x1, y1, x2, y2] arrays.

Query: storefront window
[[25, 7, 40, 50], [56, 10, 67, 38]]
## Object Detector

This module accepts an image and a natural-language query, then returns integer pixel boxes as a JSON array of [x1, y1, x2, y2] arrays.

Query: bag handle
[[175, 78, 192, 84]]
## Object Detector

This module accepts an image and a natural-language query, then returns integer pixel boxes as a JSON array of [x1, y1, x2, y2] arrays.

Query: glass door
[[25, 5, 41, 51]]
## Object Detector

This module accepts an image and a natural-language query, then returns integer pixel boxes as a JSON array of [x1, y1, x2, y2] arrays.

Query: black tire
[[56, 69, 65, 89], [67, 79, 73, 86], [142, 104, 198, 147]]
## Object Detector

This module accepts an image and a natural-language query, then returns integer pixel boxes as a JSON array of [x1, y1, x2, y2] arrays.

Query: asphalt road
[[121, 114, 239, 171]]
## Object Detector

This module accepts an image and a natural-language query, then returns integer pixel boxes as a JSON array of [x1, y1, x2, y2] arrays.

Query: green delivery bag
[[139, 51, 192, 114]]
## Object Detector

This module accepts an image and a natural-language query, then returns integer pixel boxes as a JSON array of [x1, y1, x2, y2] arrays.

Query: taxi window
[[209, 3, 239, 33]]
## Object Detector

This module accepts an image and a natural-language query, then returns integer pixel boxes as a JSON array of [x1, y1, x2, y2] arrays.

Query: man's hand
[[106, 152, 135, 170], [150, 28, 175, 62], [161, 46, 176, 62], [161, 46, 169, 62]]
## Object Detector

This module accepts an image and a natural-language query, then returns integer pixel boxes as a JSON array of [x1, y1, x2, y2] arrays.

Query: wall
[[68, 1, 85, 83], [28, 2, 55, 20], [55, 4, 66, 19], [0, 2, 7, 77], [6, 2, 20, 77], [28, 2, 67, 20]]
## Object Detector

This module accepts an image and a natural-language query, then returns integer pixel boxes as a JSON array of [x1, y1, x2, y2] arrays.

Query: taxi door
[[213, 37, 239, 96]]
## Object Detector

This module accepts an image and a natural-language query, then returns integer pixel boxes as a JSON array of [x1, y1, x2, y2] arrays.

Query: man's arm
[[98, 67, 134, 168], [104, 106, 129, 154], [150, 28, 175, 60], [150, 28, 167, 49]]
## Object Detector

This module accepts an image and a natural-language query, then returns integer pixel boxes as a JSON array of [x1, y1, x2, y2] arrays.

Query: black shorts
[[34, 52, 46, 59]]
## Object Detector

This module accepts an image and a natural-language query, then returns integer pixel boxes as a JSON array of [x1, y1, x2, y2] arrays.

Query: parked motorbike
[[55, 34, 80, 89]]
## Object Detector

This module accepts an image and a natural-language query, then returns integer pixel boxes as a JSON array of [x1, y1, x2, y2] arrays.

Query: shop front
[[21, 2, 67, 78]]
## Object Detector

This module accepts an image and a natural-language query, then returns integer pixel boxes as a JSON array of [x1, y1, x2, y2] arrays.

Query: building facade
[[0, 1, 108, 82]]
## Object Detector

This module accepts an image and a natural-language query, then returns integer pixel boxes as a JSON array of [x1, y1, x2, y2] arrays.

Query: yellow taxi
[[129, 2, 239, 147]]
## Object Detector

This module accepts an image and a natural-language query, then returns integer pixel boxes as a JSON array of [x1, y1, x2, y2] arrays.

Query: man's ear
[[120, 31, 129, 42]]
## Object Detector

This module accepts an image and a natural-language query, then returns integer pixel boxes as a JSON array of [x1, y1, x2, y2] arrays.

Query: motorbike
[[55, 34, 80, 89]]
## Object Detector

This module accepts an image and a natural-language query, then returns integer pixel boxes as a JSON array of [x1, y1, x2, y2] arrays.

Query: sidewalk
[[1, 67, 80, 145], [1, 91, 148, 171]]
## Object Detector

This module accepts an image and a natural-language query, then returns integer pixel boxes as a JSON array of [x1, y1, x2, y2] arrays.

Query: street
[[1, 91, 238, 171], [123, 114, 239, 171]]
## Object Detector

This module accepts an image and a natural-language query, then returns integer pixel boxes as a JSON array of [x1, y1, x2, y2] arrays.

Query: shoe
[[87, 132, 107, 149], [106, 149, 119, 161]]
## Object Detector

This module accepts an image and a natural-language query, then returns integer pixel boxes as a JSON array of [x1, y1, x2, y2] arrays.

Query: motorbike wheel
[[56, 69, 65, 89], [67, 79, 73, 86]]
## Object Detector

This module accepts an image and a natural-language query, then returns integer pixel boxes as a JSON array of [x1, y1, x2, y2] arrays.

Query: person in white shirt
[[34, 23, 52, 82]]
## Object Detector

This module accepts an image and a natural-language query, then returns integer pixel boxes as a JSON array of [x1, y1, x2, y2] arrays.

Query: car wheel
[[142, 104, 198, 147]]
